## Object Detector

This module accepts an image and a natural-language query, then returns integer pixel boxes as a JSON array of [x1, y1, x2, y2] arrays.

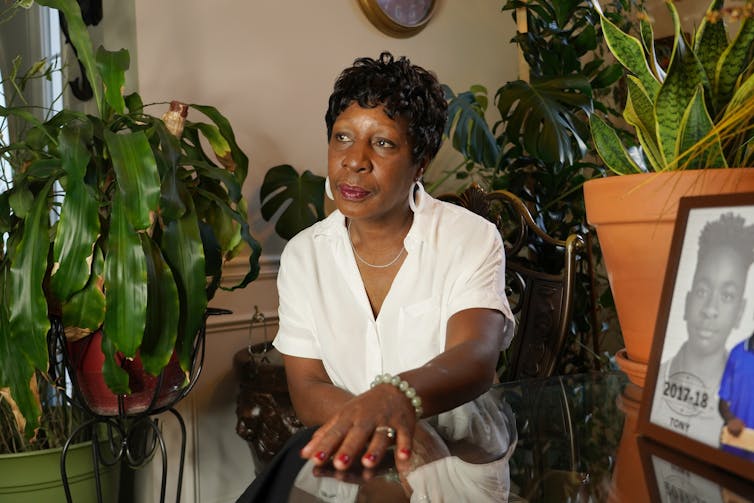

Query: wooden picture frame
[[639, 192, 754, 482], [358, 0, 436, 38], [637, 437, 754, 501]]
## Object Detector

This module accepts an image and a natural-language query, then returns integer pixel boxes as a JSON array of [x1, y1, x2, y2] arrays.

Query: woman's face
[[684, 245, 748, 358], [327, 103, 423, 224]]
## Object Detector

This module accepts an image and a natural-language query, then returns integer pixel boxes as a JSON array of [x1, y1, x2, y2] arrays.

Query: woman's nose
[[343, 141, 371, 172]]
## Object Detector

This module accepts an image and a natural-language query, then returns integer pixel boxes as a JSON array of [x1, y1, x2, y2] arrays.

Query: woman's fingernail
[[315, 451, 327, 461], [398, 447, 411, 459], [337, 453, 351, 465], [363, 452, 377, 463]]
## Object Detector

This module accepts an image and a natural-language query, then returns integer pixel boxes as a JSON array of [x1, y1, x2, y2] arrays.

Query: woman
[[239, 52, 514, 500]]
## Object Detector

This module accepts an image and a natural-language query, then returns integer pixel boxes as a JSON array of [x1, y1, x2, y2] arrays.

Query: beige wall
[[133, 0, 517, 259], [130, 2, 516, 501]]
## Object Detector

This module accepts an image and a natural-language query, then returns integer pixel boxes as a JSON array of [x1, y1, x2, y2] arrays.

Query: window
[[0, 5, 61, 244]]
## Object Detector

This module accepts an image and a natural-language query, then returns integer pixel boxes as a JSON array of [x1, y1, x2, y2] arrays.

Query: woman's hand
[[300, 383, 418, 470]]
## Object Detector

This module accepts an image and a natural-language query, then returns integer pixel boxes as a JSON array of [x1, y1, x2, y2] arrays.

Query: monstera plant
[[0, 0, 260, 440], [260, 164, 325, 240]]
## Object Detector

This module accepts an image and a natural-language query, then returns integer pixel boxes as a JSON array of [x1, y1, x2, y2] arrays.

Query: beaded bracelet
[[370, 373, 423, 418]]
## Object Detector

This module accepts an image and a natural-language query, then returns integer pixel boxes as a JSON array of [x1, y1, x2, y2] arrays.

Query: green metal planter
[[0, 441, 119, 502]]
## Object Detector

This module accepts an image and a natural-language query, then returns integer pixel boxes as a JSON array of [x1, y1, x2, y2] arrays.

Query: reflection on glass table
[[284, 371, 754, 502], [504, 371, 627, 502]]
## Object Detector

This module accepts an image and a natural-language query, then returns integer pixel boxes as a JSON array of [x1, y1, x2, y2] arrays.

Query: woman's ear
[[414, 159, 429, 181]]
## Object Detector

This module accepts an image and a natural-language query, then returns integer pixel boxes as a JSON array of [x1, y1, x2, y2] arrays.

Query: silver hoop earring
[[409, 180, 425, 212], [325, 176, 334, 200]]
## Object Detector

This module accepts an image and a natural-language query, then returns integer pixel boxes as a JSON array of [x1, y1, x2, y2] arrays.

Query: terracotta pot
[[67, 331, 188, 416], [584, 169, 754, 387]]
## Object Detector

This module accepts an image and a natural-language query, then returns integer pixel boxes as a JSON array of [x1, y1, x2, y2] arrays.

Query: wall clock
[[358, 0, 436, 38]]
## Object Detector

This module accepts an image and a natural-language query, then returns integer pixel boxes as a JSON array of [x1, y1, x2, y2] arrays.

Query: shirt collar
[[310, 191, 438, 250]]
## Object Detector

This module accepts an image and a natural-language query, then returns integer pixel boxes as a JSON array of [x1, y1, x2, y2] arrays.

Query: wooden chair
[[438, 184, 585, 380]]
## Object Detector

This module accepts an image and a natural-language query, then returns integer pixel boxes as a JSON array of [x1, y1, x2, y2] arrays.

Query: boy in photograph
[[718, 333, 754, 461], [650, 213, 754, 447]]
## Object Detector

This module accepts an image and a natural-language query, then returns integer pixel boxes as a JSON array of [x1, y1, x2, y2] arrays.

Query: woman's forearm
[[397, 338, 499, 418], [290, 380, 355, 427]]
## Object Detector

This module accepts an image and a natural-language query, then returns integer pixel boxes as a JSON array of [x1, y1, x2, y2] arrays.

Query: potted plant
[[442, 0, 637, 374], [1, 378, 120, 502], [0, 0, 260, 480], [584, 0, 754, 386]]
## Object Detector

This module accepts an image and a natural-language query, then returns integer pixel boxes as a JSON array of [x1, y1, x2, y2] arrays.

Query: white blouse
[[273, 191, 514, 395]]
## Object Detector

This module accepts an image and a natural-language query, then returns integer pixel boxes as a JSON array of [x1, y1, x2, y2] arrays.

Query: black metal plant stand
[[48, 308, 231, 503]]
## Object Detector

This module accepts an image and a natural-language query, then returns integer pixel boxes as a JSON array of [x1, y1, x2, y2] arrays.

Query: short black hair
[[698, 212, 754, 268], [325, 51, 448, 165]]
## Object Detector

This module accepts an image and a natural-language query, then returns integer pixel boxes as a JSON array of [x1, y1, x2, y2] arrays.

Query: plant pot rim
[[0, 438, 92, 460], [584, 168, 754, 226]]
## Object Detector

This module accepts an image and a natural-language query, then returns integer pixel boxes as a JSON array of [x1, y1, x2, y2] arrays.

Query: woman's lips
[[339, 184, 370, 200]]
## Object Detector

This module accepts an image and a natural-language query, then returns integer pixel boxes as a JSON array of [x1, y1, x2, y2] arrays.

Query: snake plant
[[590, 0, 754, 174], [0, 0, 260, 438]]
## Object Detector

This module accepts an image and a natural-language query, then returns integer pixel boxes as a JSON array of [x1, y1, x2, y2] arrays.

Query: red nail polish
[[315, 451, 327, 461], [364, 453, 377, 463], [399, 447, 411, 457], [337, 453, 351, 464]]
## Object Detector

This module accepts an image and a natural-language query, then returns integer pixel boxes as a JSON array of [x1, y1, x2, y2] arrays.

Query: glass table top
[[284, 371, 754, 502]]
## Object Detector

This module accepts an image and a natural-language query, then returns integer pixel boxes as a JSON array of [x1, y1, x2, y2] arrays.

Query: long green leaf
[[599, 10, 660, 98], [655, 1, 707, 168], [153, 121, 187, 221], [101, 335, 129, 395], [9, 179, 53, 371], [96, 47, 129, 116], [196, 188, 261, 292], [160, 188, 206, 371], [623, 76, 662, 170], [639, 15, 665, 82], [103, 190, 147, 358], [104, 129, 160, 231], [36, 0, 101, 114], [139, 235, 180, 375], [0, 273, 41, 438], [188, 104, 249, 187], [693, 0, 727, 97], [676, 86, 725, 169], [727, 72, 754, 111], [715, 16, 754, 109], [62, 245, 106, 333], [51, 124, 100, 301], [589, 114, 642, 174]]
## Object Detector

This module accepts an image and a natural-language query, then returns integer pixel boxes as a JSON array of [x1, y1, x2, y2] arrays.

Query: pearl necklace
[[347, 220, 406, 269]]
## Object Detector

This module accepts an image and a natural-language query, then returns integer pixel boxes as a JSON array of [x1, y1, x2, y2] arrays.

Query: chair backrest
[[438, 184, 585, 380]]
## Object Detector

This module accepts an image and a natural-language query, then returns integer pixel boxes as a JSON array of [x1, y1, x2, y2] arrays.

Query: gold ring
[[375, 426, 396, 439]]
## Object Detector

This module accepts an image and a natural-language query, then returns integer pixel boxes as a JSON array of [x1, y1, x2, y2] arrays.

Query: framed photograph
[[358, 0, 436, 38], [639, 192, 754, 482], [638, 437, 754, 502]]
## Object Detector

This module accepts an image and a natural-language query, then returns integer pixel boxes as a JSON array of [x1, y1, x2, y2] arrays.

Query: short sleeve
[[272, 242, 321, 359], [446, 222, 515, 348]]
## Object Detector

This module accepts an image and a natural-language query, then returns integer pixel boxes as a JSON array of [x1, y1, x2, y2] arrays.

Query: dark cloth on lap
[[236, 426, 316, 502]]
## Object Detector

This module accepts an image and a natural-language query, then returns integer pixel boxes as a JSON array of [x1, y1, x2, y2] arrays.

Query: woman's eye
[[374, 138, 395, 148]]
